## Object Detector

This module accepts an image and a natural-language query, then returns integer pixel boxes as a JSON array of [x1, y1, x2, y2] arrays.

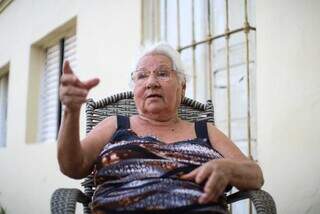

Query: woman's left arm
[[181, 123, 264, 204]]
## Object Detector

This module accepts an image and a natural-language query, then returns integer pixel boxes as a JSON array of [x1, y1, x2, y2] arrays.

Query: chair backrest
[[86, 91, 214, 133], [82, 91, 215, 204]]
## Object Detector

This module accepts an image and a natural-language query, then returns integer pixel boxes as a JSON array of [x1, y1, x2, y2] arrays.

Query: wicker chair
[[51, 91, 276, 214]]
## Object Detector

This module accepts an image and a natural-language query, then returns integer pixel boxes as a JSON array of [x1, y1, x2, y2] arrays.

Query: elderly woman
[[58, 43, 264, 214]]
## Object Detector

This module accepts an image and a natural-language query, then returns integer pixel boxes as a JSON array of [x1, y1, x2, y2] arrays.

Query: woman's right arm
[[57, 61, 116, 179], [57, 111, 116, 179]]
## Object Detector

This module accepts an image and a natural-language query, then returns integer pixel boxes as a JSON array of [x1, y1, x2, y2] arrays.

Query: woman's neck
[[137, 113, 180, 127]]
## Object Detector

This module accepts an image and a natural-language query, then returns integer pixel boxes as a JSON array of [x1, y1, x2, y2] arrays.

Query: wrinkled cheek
[[133, 87, 145, 111]]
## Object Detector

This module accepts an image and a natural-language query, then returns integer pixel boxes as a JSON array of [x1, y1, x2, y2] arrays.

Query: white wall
[[0, 0, 140, 213], [256, 0, 320, 213]]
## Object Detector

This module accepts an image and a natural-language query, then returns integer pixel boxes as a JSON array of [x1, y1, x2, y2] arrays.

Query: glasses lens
[[156, 70, 171, 81], [132, 70, 148, 82]]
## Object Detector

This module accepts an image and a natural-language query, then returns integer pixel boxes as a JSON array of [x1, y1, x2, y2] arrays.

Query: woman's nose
[[146, 74, 160, 89]]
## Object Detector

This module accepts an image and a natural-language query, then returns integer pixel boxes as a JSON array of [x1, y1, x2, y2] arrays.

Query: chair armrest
[[51, 188, 91, 214], [226, 190, 277, 214]]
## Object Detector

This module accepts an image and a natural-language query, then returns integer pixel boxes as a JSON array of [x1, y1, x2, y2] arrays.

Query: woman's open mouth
[[146, 94, 163, 99], [147, 94, 162, 98]]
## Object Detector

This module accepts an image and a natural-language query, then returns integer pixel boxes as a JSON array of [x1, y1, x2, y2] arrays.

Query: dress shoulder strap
[[116, 115, 130, 130], [195, 119, 209, 139]]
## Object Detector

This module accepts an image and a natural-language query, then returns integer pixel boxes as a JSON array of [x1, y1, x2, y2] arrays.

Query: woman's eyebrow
[[157, 65, 172, 69], [136, 65, 171, 70]]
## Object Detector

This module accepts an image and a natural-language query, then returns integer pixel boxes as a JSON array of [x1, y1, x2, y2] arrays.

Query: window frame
[[37, 35, 77, 143], [141, 1, 257, 212], [25, 17, 77, 144], [0, 66, 9, 147]]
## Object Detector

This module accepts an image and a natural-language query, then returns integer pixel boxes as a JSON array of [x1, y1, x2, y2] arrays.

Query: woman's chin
[[146, 107, 163, 114], [144, 104, 166, 114]]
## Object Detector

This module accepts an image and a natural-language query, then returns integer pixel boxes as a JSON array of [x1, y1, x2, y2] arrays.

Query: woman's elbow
[[57, 154, 88, 179], [59, 164, 87, 179]]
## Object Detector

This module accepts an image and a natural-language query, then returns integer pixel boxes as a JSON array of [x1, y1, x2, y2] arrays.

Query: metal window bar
[[176, 0, 180, 50], [164, 0, 168, 41], [151, 1, 155, 42], [225, 0, 231, 139], [225, 1, 233, 212], [177, 26, 256, 52], [244, 0, 253, 161], [207, 0, 213, 101], [244, 0, 253, 213], [191, 0, 196, 99], [140, 0, 144, 45]]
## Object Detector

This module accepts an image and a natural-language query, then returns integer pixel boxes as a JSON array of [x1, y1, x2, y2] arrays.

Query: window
[[142, 0, 256, 212], [38, 35, 77, 143], [0, 70, 9, 147]]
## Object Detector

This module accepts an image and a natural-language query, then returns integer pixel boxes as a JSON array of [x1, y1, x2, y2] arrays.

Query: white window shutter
[[61, 35, 77, 119], [64, 35, 77, 70], [38, 44, 60, 142], [0, 74, 8, 147], [38, 35, 76, 143]]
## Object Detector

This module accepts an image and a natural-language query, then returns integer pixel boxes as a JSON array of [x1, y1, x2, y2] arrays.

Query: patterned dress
[[91, 115, 229, 214]]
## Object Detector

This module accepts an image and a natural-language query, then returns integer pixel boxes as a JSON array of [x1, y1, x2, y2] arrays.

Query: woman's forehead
[[137, 54, 172, 68]]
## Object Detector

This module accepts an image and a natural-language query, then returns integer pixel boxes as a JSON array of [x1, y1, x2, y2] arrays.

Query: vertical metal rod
[[224, 1, 232, 213], [191, 0, 196, 99], [140, 0, 144, 45], [155, 0, 160, 42], [244, 0, 253, 173], [176, 0, 181, 49], [151, 0, 155, 42], [244, 0, 252, 159], [164, 0, 168, 41], [207, 0, 213, 101], [225, 0, 231, 138], [245, 0, 249, 24], [244, 0, 253, 213]]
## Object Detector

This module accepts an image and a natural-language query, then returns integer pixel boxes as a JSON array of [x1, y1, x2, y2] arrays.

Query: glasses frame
[[130, 67, 178, 85]]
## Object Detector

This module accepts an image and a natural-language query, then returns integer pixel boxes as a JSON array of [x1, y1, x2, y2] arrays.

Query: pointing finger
[[62, 86, 88, 97], [63, 60, 74, 74], [60, 74, 85, 88]]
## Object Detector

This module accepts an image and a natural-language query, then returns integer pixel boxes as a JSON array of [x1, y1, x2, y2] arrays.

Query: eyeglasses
[[131, 67, 176, 84]]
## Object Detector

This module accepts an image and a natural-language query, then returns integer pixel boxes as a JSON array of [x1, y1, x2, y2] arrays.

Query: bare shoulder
[[81, 116, 117, 157], [207, 123, 247, 160], [86, 115, 117, 142], [91, 115, 117, 132]]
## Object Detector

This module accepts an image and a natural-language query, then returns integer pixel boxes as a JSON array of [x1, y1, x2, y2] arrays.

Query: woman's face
[[133, 54, 185, 119]]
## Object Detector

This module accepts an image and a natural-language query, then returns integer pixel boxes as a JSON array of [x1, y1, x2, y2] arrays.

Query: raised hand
[[180, 159, 231, 204], [59, 61, 100, 113]]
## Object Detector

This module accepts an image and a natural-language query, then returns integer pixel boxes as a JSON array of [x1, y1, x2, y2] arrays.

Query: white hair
[[132, 42, 187, 84]]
